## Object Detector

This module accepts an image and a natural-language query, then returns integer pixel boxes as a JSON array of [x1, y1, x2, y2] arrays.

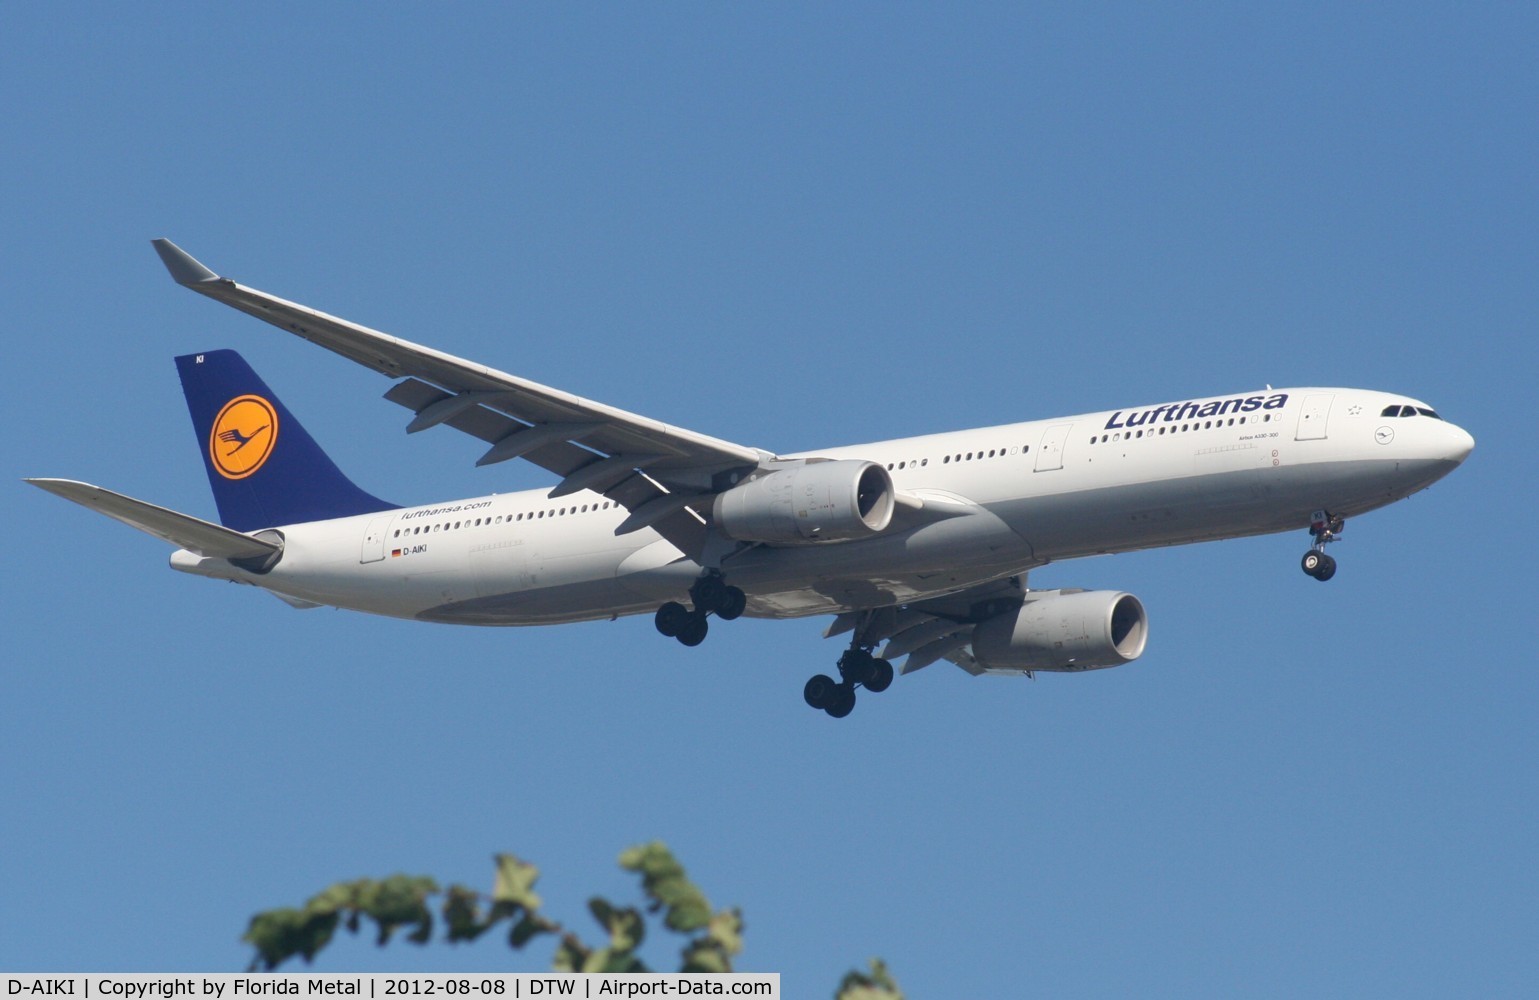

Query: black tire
[[654, 601, 691, 637], [1301, 551, 1323, 577], [692, 576, 728, 614], [1313, 553, 1337, 581], [804, 674, 838, 710], [824, 684, 856, 719], [838, 648, 876, 686], [676, 613, 709, 647], [865, 658, 894, 693], [716, 586, 747, 621]]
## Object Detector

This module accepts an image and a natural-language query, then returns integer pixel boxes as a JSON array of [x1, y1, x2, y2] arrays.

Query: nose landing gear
[[1301, 510, 1343, 581]]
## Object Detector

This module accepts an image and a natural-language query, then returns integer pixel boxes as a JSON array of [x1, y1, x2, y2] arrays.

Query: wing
[[152, 239, 765, 556]]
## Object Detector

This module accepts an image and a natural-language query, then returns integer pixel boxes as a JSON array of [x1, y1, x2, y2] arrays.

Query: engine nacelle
[[713, 460, 895, 544], [971, 590, 1148, 674]]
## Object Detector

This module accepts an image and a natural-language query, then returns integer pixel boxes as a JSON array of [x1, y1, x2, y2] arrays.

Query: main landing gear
[[1301, 509, 1344, 582], [656, 576, 896, 719], [802, 645, 894, 720], [653, 571, 747, 647]]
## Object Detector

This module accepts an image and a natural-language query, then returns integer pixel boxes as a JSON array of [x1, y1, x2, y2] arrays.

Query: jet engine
[[971, 590, 1148, 673], [713, 459, 895, 544]]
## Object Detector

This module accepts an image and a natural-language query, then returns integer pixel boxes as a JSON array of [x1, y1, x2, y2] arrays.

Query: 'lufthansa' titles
[[1104, 393, 1288, 431]]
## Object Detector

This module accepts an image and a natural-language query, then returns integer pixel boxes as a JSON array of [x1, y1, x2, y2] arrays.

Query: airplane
[[27, 240, 1475, 718]]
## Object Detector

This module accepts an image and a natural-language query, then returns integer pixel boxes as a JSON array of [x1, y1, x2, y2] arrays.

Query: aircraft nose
[[1444, 423, 1475, 464]]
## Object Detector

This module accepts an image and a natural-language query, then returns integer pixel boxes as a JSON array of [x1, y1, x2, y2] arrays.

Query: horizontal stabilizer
[[25, 478, 280, 560]]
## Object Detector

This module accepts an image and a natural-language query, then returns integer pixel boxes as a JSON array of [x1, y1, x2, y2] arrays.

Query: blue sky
[[4, 4, 1535, 995]]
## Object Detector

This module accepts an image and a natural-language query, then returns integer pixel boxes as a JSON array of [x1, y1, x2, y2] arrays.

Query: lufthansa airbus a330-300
[[29, 240, 1474, 718]]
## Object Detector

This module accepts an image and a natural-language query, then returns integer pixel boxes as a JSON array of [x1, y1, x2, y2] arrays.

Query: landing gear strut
[[1301, 509, 1343, 581], [653, 571, 747, 647], [803, 642, 895, 720]]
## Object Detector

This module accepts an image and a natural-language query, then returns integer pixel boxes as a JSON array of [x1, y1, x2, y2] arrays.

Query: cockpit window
[[1380, 404, 1443, 419]]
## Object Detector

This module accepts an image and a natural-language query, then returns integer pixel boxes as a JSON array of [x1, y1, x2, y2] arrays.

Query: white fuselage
[[171, 387, 1473, 625]]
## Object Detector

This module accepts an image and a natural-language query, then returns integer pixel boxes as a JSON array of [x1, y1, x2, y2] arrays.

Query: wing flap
[[383, 367, 710, 552], [902, 634, 975, 674], [26, 478, 280, 560]]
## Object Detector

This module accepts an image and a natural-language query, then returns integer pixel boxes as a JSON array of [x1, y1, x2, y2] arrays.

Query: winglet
[[152, 238, 220, 285]]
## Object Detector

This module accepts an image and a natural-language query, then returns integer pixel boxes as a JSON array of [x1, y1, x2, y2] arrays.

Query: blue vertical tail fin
[[176, 350, 399, 531]]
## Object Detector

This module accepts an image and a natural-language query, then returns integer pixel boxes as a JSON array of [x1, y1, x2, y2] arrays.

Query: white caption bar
[[4, 975, 779, 1000]]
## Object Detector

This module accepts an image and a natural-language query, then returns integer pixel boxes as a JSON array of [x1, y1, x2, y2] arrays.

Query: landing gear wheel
[[691, 575, 728, 614], [654, 601, 691, 637], [675, 613, 709, 647], [838, 648, 877, 687], [1312, 553, 1337, 581], [865, 658, 894, 693], [716, 586, 747, 621], [824, 683, 856, 719], [1301, 550, 1337, 581], [804, 674, 838, 710]]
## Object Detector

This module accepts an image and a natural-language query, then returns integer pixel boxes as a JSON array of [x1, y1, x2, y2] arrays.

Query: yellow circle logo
[[210, 395, 279, 480]]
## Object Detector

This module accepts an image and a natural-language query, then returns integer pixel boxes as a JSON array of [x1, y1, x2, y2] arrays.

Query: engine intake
[[713, 460, 895, 544], [971, 590, 1148, 674]]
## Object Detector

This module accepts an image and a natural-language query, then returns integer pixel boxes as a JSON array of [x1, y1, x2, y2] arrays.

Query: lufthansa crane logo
[[210, 395, 278, 479]]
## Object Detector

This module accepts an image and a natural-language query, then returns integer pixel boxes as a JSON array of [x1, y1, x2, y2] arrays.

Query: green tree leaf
[[837, 958, 905, 1000], [618, 842, 713, 932], [492, 853, 543, 911]]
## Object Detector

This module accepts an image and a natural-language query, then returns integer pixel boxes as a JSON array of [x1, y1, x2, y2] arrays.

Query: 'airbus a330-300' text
[[29, 241, 1474, 718]]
